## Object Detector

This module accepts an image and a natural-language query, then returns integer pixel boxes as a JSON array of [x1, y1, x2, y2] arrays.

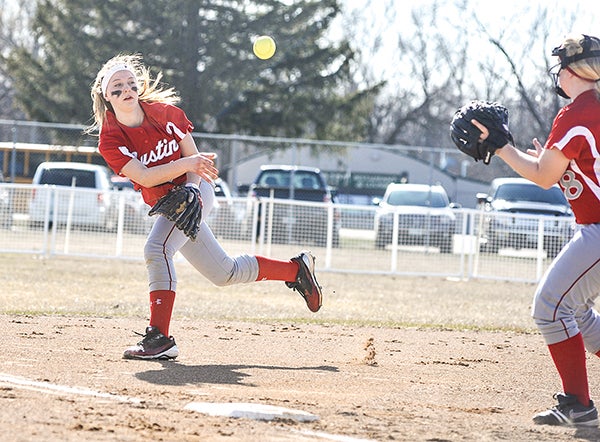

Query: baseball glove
[[148, 184, 203, 240], [450, 100, 514, 165]]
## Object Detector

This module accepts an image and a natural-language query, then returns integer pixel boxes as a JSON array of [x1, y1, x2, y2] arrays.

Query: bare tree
[[339, 0, 590, 181]]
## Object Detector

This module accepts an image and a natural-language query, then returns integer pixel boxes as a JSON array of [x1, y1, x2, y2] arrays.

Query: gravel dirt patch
[[1, 255, 600, 441]]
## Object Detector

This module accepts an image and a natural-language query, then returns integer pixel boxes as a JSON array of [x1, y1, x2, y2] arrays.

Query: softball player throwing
[[89, 54, 322, 360], [472, 34, 600, 426]]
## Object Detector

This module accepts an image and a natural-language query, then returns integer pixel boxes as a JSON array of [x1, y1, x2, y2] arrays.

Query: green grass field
[[0, 253, 538, 332]]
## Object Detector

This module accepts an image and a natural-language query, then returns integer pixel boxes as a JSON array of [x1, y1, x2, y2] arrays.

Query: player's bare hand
[[526, 138, 543, 158], [470, 119, 489, 142], [187, 153, 219, 182]]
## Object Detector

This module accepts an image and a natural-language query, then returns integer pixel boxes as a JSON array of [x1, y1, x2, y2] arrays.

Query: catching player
[[89, 54, 322, 360], [451, 34, 600, 427]]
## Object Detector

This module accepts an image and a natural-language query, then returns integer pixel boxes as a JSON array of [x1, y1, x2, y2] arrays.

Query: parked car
[[476, 177, 574, 257], [242, 165, 340, 246], [374, 183, 456, 253], [110, 176, 154, 234], [204, 178, 244, 239], [29, 162, 117, 230], [111, 177, 236, 236], [0, 170, 12, 229]]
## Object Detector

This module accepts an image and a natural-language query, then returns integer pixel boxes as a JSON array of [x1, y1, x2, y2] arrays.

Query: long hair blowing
[[88, 53, 180, 132]]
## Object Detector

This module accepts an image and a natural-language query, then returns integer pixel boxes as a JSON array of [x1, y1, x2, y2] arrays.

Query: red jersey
[[99, 101, 194, 205], [545, 89, 600, 224]]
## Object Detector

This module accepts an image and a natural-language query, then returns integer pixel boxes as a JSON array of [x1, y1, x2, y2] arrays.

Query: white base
[[184, 401, 319, 422]]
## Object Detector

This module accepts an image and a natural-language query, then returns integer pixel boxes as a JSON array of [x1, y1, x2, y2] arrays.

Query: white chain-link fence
[[0, 182, 574, 283], [0, 118, 577, 283]]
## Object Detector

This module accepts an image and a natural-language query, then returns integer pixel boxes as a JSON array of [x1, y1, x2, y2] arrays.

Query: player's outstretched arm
[[121, 150, 218, 188], [177, 133, 219, 186], [494, 143, 569, 189]]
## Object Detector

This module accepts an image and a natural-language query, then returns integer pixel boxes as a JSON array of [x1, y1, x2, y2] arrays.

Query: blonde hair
[[560, 34, 600, 94], [87, 53, 180, 132]]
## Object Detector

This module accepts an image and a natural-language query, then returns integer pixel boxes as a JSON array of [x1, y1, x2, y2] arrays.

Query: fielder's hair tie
[[101, 64, 136, 96]]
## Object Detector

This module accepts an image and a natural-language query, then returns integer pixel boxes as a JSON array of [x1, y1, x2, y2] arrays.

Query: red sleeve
[[544, 92, 597, 161], [142, 102, 194, 141], [545, 109, 577, 160], [98, 117, 136, 175]]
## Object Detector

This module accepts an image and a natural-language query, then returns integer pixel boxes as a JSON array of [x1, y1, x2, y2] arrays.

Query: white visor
[[101, 64, 136, 96]]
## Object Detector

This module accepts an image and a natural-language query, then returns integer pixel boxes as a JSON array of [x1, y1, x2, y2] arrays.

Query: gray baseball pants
[[532, 223, 600, 352], [144, 180, 259, 292]]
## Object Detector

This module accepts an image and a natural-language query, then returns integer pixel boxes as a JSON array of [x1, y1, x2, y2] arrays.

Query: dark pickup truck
[[244, 165, 340, 246]]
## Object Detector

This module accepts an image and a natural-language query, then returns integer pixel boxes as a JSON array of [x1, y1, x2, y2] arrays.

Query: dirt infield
[[2, 255, 600, 441]]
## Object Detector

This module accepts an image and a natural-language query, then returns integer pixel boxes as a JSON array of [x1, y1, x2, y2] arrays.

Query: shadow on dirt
[[574, 427, 600, 441], [134, 362, 339, 386]]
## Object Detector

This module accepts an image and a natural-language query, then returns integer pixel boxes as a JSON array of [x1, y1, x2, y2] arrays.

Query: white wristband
[[185, 182, 200, 190]]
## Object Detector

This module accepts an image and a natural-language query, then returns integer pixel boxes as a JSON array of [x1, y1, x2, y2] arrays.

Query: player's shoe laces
[[123, 326, 179, 360], [533, 393, 599, 427], [286, 251, 322, 312]]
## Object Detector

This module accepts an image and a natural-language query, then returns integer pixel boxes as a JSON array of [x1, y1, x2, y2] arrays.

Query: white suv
[[29, 162, 117, 230], [374, 183, 457, 253]]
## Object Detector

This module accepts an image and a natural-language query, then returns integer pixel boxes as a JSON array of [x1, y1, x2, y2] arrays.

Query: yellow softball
[[253, 35, 276, 60]]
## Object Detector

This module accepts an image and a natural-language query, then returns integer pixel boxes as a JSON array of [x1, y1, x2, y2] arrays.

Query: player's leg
[[572, 230, 600, 357], [123, 216, 189, 360], [141, 181, 216, 337], [198, 179, 216, 219], [179, 223, 322, 311], [531, 225, 600, 426]]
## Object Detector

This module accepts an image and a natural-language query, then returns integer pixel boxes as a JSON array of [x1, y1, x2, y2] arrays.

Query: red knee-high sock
[[548, 333, 590, 406], [149, 290, 176, 337], [255, 256, 299, 282]]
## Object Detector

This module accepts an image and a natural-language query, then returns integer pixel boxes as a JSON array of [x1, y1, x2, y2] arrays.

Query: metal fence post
[[10, 121, 17, 183]]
